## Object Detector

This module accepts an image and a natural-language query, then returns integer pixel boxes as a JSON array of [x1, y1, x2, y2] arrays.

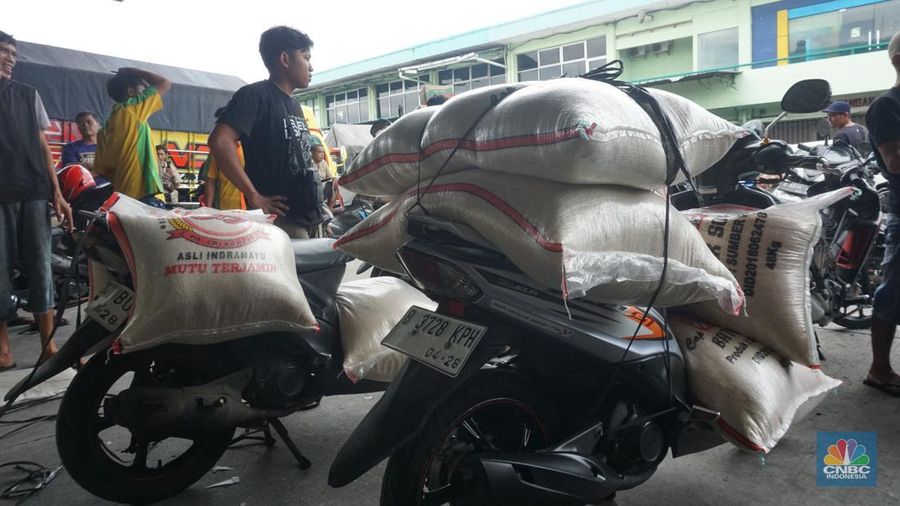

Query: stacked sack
[[670, 188, 853, 452], [337, 79, 748, 311]]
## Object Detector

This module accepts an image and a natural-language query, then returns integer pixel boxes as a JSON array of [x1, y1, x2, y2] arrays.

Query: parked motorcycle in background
[[671, 81, 883, 330]]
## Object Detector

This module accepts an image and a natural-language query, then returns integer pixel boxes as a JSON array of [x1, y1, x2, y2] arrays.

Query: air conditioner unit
[[652, 41, 673, 54], [627, 46, 647, 59]]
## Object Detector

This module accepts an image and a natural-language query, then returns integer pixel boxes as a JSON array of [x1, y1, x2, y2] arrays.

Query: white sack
[[680, 187, 854, 366], [335, 171, 743, 312], [338, 107, 440, 197], [337, 277, 438, 382], [670, 316, 841, 453], [339, 79, 744, 197], [104, 194, 317, 352]]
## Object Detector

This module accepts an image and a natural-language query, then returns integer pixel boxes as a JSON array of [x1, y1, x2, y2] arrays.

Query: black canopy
[[13, 41, 246, 133]]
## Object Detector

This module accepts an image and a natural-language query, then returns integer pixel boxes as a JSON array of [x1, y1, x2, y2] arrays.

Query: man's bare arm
[[877, 140, 900, 175], [209, 123, 287, 216], [39, 133, 73, 231], [117, 67, 172, 96]]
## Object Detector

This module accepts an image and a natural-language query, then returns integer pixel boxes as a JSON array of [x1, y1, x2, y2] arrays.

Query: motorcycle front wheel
[[380, 370, 563, 506], [56, 348, 237, 503]]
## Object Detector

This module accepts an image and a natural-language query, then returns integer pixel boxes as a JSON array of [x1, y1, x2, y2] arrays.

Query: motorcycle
[[670, 83, 882, 330], [1, 200, 392, 504], [325, 81, 838, 506]]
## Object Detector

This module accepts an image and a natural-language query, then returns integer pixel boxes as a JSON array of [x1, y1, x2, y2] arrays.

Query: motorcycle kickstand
[[269, 418, 312, 470]]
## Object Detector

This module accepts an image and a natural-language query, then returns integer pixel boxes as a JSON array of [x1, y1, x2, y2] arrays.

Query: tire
[[57, 349, 237, 503], [834, 256, 881, 330], [380, 370, 562, 506]]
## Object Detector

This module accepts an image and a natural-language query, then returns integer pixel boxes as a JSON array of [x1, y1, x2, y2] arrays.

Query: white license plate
[[85, 281, 134, 331], [382, 306, 487, 378]]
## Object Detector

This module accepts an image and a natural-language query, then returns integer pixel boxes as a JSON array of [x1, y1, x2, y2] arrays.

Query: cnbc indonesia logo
[[818, 432, 877, 487]]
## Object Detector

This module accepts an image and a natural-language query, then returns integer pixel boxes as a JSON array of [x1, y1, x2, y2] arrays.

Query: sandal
[[863, 377, 900, 397]]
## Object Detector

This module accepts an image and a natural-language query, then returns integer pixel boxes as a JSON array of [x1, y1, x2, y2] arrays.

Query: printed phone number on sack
[[164, 262, 277, 276]]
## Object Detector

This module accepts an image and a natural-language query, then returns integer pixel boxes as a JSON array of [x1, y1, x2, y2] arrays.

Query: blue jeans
[[0, 200, 54, 320], [874, 214, 900, 324]]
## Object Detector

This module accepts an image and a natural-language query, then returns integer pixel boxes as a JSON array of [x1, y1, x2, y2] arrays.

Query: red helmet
[[58, 164, 96, 203]]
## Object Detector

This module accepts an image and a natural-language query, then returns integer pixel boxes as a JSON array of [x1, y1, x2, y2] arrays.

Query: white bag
[[103, 194, 318, 352], [335, 170, 744, 312], [338, 106, 439, 197], [337, 277, 438, 382], [670, 316, 841, 453], [680, 187, 854, 366], [339, 79, 744, 197]]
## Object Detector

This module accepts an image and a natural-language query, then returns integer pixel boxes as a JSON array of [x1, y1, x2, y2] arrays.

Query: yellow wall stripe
[[777, 9, 789, 66]]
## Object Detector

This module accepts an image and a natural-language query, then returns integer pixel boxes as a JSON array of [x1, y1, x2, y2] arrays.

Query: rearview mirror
[[816, 118, 831, 139], [781, 79, 832, 114]]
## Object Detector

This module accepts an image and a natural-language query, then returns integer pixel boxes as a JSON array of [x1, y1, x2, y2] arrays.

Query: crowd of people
[[1, 25, 899, 395]]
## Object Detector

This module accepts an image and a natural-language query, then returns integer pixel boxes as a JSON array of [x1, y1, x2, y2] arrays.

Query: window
[[788, 0, 900, 63], [438, 58, 506, 94], [325, 88, 368, 125], [516, 36, 606, 81], [376, 77, 430, 119], [698, 27, 739, 70]]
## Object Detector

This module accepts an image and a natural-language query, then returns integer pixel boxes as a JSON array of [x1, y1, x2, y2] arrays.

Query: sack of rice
[[339, 80, 744, 197], [338, 106, 439, 197], [102, 194, 317, 352], [670, 315, 841, 453], [680, 187, 854, 366], [422, 79, 744, 190], [337, 277, 437, 382], [335, 170, 743, 312]]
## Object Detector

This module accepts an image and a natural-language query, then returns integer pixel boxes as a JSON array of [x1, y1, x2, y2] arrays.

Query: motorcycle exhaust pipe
[[476, 452, 656, 505]]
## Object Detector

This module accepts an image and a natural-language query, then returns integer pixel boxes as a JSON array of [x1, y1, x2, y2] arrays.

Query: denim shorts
[[873, 214, 900, 325], [0, 200, 54, 320]]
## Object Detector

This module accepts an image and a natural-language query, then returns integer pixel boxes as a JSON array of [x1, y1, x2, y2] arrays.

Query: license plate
[[85, 281, 134, 331], [382, 306, 487, 378]]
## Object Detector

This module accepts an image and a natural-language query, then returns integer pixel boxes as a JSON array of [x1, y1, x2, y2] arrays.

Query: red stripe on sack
[[340, 123, 596, 187], [716, 418, 766, 453], [809, 364, 822, 370], [336, 183, 562, 254], [421, 123, 596, 157], [338, 152, 421, 186], [333, 205, 402, 248]]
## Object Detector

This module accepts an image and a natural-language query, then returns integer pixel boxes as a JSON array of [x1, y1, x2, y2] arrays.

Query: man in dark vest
[[0, 31, 73, 372]]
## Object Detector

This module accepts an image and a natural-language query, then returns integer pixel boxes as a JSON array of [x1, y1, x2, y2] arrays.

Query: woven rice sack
[[670, 315, 841, 453], [337, 277, 437, 383], [335, 170, 743, 312], [339, 79, 744, 197], [103, 194, 317, 352], [680, 187, 854, 366]]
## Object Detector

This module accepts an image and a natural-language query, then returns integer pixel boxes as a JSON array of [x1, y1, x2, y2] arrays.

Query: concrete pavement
[[0, 282, 897, 504]]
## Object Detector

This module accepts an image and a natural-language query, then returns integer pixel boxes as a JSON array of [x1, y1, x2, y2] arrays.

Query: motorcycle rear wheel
[[380, 370, 565, 506], [56, 349, 236, 503]]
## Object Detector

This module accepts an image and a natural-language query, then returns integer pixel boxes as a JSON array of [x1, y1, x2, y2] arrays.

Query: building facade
[[297, 0, 899, 142]]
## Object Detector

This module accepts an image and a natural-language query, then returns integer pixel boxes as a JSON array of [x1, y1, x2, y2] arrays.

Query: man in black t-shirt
[[209, 26, 324, 238], [824, 101, 870, 154], [863, 31, 900, 397], [0, 31, 72, 372]]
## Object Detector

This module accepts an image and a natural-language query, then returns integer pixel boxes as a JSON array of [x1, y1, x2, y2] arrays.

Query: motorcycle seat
[[292, 238, 353, 273]]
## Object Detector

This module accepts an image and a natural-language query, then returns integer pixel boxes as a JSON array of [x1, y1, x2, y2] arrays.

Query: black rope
[[581, 59, 682, 409]]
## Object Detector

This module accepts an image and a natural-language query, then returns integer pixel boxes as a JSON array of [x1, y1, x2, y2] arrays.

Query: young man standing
[[209, 26, 325, 238], [0, 31, 73, 371], [864, 31, 900, 396], [94, 67, 171, 207], [60, 111, 102, 171]]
